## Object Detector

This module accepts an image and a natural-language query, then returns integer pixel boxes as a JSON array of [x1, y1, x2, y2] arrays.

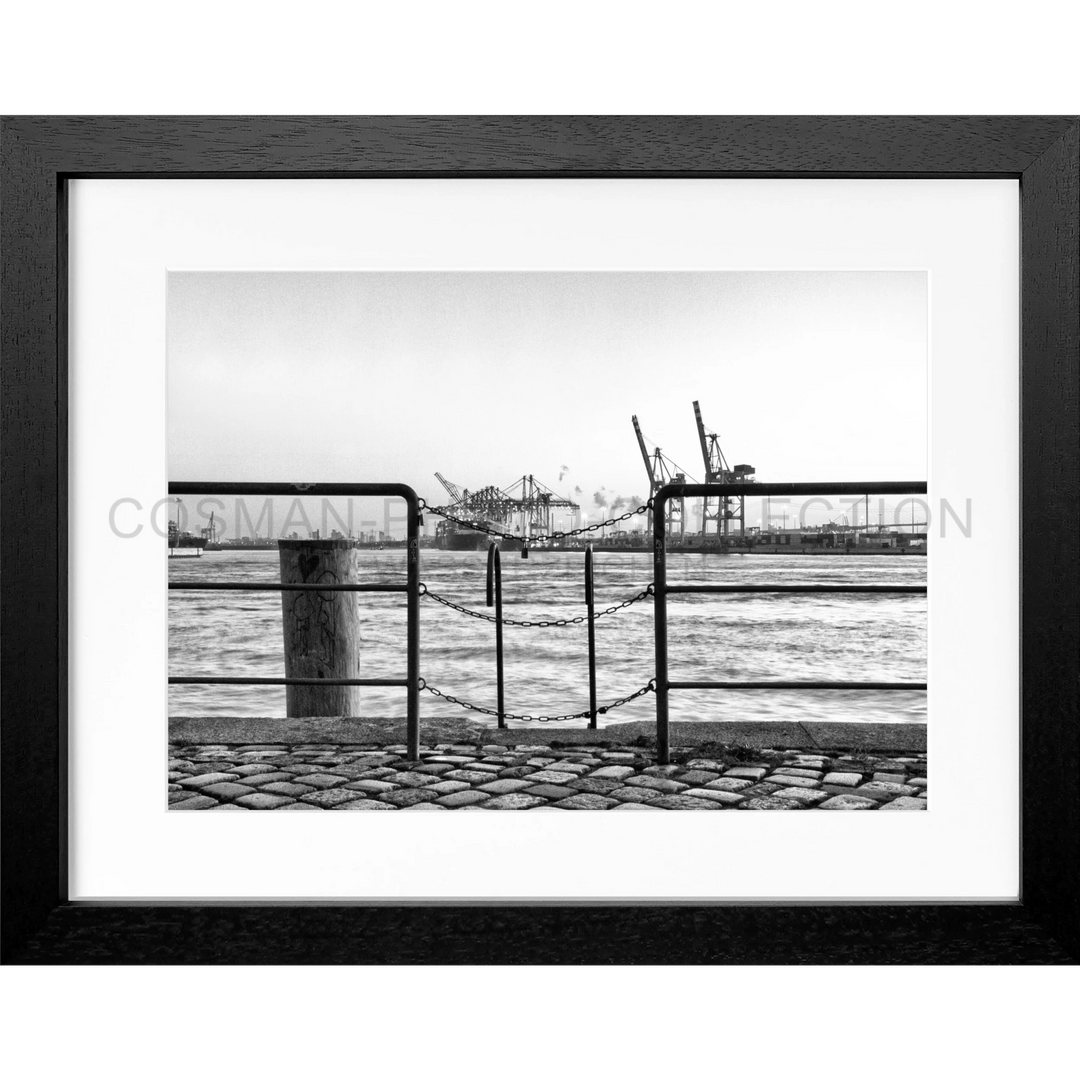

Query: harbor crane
[[435, 472, 464, 506], [631, 415, 690, 539], [692, 400, 755, 539], [433, 473, 580, 538], [506, 474, 579, 536]]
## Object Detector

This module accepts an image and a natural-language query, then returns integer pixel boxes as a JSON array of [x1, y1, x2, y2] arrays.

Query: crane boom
[[631, 415, 656, 486], [692, 400, 713, 479], [434, 472, 463, 504]]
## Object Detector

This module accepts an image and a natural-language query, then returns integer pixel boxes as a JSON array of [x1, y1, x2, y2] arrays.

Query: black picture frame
[[2, 116, 1076, 964]]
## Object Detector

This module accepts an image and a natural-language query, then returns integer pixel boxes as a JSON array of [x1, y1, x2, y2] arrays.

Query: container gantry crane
[[631, 414, 688, 539], [692, 400, 755, 540], [434, 473, 579, 538]]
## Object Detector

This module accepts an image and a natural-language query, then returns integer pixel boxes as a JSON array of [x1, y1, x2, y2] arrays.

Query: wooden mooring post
[[278, 538, 363, 716]]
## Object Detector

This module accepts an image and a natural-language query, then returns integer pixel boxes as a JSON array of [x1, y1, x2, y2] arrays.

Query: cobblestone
[[589, 765, 636, 780], [683, 788, 744, 805], [443, 769, 499, 784], [877, 796, 927, 810], [770, 786, 830, 805], [523, 783, 580, 800], [171, 794, 220, 810], [822, 771, 863, 786], [235, 792, 296, 810], [649, 794, 724, 810], [551, 793, 618, 810], [390, 772, 441, 788], [724, 767, 768, 781], [608, 786, 662, 803], [738, 796, 808, 810], [379, 788, 440, 807], [300, 789, 369, 808], [349, 767, 399, 780], [168, 742, 929, 811], [435, 790, 491, 808], [856, 781, 920, 800], [178, 772, 241, 789], [479, 793, 549, 809], [498, 766, 539, 779], [258, 781, 317, 798], [198, 782, 257, 801], [765, 774, 821, 789], [623, 776, 689, 794], [477, 778, 535, 795], [674, 769, 721, 785], [739, 782, 787, 798], [567, 777, 623, 795], [705, 777, 754, 792], [819, 794, 878, 810], [344, 779, 399, 794], [235, 772, 295, 787], [425, 780, 471, 795]]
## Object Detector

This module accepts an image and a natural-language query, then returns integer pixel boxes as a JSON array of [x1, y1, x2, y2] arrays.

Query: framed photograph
[[2, 117, 1076, 963]]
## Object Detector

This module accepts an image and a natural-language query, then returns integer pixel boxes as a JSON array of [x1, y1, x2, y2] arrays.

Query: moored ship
[[168, 519, 208, 556], [435, 518, 523, 552]]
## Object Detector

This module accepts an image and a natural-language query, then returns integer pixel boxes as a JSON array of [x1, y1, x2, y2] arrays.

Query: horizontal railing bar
[[664, 584, 927, 594], [169, 481, 419, 499], [656, 481, 927, 499], [667, 680, 927, 690], [169, 582, 408, 592], [169, 677, 408, 686]]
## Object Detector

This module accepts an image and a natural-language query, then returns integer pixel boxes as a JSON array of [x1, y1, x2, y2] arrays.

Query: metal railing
[[652, 481, 928, 763], [167, 482, 423, 759], [167, 480, 927, 763], [480, 542, 602, 728]]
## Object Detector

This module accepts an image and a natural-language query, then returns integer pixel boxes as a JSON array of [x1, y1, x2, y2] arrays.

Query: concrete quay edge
[[169, 716, 926, 753]]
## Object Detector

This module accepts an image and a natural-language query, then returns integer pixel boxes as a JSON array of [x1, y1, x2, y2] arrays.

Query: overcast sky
[[168, 270, 926, 529]]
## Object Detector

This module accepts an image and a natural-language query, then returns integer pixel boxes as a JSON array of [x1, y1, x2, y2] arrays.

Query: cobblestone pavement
[[169, 742, 928, 810]]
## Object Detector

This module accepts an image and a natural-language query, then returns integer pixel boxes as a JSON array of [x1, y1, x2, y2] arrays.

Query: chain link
[[421, 583, 653, 627], [417, 497, 652, 544], [417, 677, 655, 722]]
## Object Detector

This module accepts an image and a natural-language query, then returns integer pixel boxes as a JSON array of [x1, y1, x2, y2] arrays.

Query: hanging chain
[[418, 497, 653, 543], [419, 582, 653, 627], [418, 677, 655, 723]]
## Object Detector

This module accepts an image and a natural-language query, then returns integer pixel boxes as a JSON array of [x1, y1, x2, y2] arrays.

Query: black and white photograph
[[166, 269, 930, 811]]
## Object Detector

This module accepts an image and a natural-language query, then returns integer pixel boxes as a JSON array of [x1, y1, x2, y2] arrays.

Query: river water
[[168, 549, 926, 728]]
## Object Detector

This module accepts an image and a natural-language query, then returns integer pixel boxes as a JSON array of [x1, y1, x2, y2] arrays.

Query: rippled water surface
[[169, 550, 926, 728]]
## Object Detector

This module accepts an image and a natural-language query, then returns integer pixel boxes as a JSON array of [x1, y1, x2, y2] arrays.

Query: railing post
[[488, 542, 506, 728], [585, 544, 597, 728], [653, 494, 670, 765], [406, 496, 421, 761]]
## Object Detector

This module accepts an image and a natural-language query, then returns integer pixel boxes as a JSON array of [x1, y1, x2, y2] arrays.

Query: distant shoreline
[[200, 544, 926, 557]]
